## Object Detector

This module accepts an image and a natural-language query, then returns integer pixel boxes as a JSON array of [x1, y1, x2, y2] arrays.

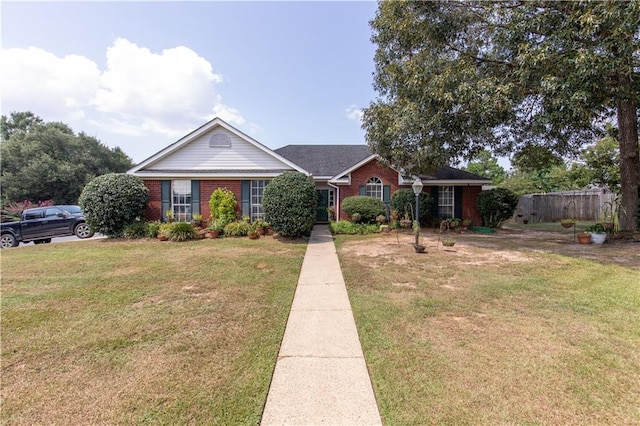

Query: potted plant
[[165, 209, 175, 223], [399, 211, 411, 228], [252, 219, 269, 235], [586, 223, 606, 244], [442, 238, 456, 247], [560, 218, 576, 229], [461, 218, 473, 230], [206, 220, 224, 238], [577, 231, 591, 244]]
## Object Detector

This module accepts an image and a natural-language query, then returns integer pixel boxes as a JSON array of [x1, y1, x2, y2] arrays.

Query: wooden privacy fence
[[514, 188, 616, 223]]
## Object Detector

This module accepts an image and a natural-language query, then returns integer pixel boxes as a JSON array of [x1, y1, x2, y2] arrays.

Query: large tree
[[363, 1, 639, 230], [1, 112, 134, 205], [463, 149, 506, 184]]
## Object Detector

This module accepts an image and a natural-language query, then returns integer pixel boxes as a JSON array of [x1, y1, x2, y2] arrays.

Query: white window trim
[[172, 179, 192, 222], [366, 177, 383, 200], [438, 185, 454, 218], [251, 180, 269, 221]]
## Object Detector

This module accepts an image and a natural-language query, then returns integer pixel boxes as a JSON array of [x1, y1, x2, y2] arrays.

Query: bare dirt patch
[[341, 227, 639, 270]]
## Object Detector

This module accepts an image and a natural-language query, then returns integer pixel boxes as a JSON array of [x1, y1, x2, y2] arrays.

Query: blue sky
[[1, 1, 379, 164]]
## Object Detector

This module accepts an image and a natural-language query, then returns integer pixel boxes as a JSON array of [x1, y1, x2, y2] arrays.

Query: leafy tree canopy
[[579, 135, 622, 192], [511, 145, 563, 174], [364, 1, 639, 230], [0, 111, 134, 205], [463, 149, 507, 184]]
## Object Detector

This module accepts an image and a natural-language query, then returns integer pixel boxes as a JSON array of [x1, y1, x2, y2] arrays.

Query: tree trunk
[[616, 95, 639, 232]]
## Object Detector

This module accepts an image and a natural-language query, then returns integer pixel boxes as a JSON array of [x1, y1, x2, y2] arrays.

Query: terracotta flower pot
[[577, 233, 591, 244]]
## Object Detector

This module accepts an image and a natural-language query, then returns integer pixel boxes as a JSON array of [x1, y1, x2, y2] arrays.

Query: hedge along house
[[128, 118, 491, 225]]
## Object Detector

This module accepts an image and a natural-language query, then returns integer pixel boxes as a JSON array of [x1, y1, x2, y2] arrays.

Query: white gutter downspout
[[328, 182, 340, 221]]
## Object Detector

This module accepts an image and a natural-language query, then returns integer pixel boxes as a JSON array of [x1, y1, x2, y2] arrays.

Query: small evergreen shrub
[[223, 220, 252, 237], [477, 187, 518, 228], [167, 222, 196, 241], [341, 196, 385, 223], [263, 172, 317, 237], [79, 173, 149, 238], [209, 188, 237, 227], [390, 189, 433, 225], [123, 220, 148, 239], [329, 220, 381, 235]]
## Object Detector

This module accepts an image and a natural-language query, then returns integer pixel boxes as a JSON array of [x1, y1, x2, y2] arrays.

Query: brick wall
[[461, 185, 483, 226], [144, 180, 162, 221], [143, 179, 243, 221]]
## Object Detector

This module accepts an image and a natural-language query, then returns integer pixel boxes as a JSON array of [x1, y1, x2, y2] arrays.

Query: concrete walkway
[[261, 225, 382, 425]]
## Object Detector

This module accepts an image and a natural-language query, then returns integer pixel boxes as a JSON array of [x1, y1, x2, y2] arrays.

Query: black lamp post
[[412, 178, 424, 246]]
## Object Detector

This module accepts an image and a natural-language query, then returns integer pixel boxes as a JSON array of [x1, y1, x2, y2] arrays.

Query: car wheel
[[75, 223, 94, 239], [1, 233, 18, 248]]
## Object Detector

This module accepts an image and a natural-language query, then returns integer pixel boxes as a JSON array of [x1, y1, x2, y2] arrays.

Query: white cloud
[[0, 38, 244, 140], [0, 47, 100, 120], [346, 104, 363, 122]]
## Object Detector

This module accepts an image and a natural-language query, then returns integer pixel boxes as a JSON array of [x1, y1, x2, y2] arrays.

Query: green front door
[[316, 189, 329, 222]]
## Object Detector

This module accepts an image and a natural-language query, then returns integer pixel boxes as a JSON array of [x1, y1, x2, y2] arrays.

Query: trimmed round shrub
[[79, 173, 149, 238], [209, 188, 237, 227], [390, 189, 433, 225], [341, 196, 385, 223], [263, 172, 317, 237], [477, 187, 518, 228]]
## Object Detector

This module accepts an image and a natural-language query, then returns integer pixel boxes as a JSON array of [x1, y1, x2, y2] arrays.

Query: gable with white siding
[[151, 128, 292, 170], [129, 118, 307, 178]]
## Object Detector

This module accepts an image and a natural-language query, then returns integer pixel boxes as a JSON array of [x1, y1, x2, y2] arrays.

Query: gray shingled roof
[[275, 145, 371, 177], [421, 165, 489, 181], [275, 145, 488, 181]]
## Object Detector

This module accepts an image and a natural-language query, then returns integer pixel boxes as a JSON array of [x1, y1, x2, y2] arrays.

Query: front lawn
[[337, 229, 640, 425], [1, 237, 306, 424]]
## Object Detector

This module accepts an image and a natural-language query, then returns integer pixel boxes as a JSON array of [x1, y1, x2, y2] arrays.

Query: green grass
[[336, 232, 640, 425], [1, 237, 306, 425]]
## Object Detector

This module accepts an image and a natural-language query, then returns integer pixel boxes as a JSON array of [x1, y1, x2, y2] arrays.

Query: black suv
[[0, 205, 94, 248]]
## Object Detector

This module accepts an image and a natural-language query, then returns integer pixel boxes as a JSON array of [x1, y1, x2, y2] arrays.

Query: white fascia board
[[128, 118, 309, 175], [421, 180, 493, 186], [131, 171, 288, 179], [328, 154, 380, 183], [328, 176, 351, 185]]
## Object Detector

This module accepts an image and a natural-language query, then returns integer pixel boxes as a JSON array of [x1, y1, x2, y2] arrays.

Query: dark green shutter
[[454, 186, 463, 219], [383, 185, 391, 217], [191, 180, 200, 217], [359, 186, 366, 196], [241, 180, 250, 218], [161, 180, 171, 222], [430, 186, 439, 219]]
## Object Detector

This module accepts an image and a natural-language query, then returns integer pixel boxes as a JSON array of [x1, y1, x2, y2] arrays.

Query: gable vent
[[209, 133, 231, 148]]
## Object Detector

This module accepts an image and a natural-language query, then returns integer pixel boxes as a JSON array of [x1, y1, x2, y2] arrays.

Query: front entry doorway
[[315, 189, 331, 222]]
